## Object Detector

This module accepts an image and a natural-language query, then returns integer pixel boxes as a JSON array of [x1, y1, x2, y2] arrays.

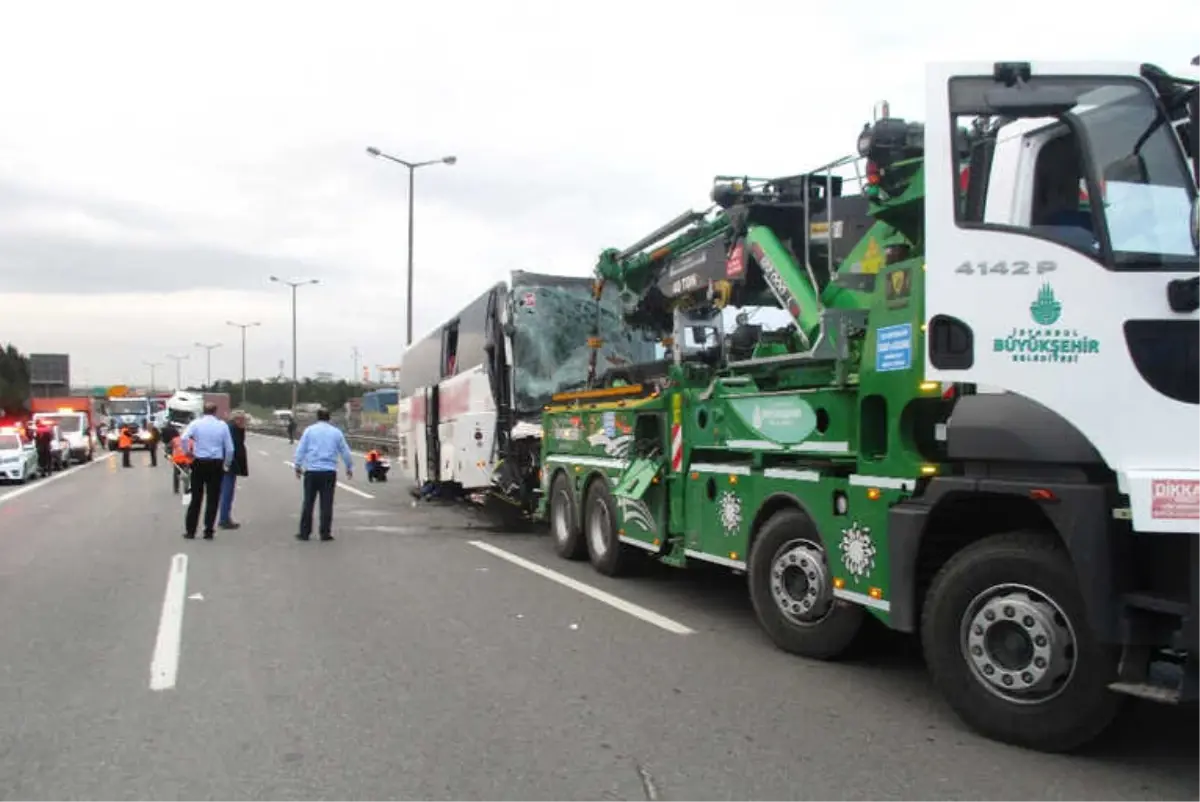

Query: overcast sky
[[1, 0, 1196, 388]]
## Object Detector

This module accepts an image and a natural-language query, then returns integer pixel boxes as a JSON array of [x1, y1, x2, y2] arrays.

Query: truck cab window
[[1030, 133, 1097, 252], [954, 75, 1198, 271]]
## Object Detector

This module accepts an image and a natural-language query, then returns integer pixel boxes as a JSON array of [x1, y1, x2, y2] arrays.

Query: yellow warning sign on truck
[[860, 239, 884, 274]]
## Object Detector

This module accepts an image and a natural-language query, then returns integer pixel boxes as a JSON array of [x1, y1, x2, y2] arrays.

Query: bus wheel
[[584, 479, 628, 577], [549, 472, 586, 560], [748, 508, 865, 660], [921, 531, 1120, 752]]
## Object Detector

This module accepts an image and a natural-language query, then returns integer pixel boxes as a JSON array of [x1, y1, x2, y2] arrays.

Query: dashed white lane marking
[[0, 452, 117, 507], [150, 553, 189, 691], [282, 460, 375, 499], [258, 449, 269, 456], [467, 540, 695, 636]]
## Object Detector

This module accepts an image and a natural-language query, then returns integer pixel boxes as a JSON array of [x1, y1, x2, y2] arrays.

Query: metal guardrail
[[248, 422, 399, 454]]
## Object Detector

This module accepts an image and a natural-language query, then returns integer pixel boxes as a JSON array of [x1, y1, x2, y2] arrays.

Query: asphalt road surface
[[0, 433, 1195, 801]]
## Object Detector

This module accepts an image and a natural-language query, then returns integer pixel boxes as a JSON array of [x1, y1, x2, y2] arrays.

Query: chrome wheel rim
[[769, 538, 834, 626]]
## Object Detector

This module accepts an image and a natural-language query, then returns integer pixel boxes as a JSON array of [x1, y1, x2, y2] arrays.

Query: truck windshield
[[35, 415, 81, 433], [108, 400, 148, 414], [510, 280, 658, 413], [0, 434, 20, 451]]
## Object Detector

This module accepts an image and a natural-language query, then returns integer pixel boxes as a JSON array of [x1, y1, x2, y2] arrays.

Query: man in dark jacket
[[145, 422, 160, 468], [218, 410, 249, 529]]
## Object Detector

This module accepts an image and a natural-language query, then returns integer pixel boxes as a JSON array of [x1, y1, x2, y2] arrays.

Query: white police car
[[0, 427, 37, 484]]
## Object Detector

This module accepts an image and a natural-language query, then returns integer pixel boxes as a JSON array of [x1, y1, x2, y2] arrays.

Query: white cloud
[[1, 0, 1196, 384]]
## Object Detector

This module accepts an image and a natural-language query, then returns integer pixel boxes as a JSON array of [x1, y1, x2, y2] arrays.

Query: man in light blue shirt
[[293, 408, 354, 541], [180, 403, 235, 539]]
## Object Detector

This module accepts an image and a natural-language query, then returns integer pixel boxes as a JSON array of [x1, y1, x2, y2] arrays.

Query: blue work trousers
[[218, 472, 238, 524]]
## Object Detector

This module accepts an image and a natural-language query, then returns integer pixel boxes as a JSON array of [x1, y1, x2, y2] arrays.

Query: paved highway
[[0, 433, 1195, 801]]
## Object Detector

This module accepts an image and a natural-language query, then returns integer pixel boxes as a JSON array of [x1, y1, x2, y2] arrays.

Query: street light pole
[[194, 342, 222, 388], [365, 146, 457, 346], [165, 353, 189, 389], [269, 276, 319, 416], [143, 361, 162, 393], [227, 320, 261, 407]]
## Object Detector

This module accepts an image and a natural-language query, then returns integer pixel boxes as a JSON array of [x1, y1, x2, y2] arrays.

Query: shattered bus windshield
[[510, 279, 657, 413]]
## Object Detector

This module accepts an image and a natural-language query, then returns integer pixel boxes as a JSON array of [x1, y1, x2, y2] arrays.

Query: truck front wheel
[[921, 531, 1121, 752], [748, 508, 865, 660]]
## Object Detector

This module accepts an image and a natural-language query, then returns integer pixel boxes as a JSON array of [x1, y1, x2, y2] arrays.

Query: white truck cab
[[0, 427, 36, 483], [32, 411, 93, 464], [925, 60, 1198, 534], [915, 60, 1198, 744], [166, 391, 204, 429]]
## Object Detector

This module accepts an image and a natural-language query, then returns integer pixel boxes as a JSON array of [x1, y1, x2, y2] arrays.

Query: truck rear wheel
[[549, 471, 586, 560], [921, 531, 1121, 752], [748, 508, 865, 660], [584, 479, 629, 576]]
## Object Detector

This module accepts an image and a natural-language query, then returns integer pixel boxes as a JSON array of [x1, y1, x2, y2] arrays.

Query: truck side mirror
[[1104, 153, 1149, 184]]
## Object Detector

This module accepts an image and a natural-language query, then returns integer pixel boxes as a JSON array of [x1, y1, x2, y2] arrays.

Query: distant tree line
[[0, 344, 31, 416], [192, 377, 376, 411]]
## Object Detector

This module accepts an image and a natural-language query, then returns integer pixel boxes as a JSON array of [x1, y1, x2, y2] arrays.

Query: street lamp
[[194, 342, 222, 388], [143, 361, 162, 393], [365, 146, 457, 346], [269, 276, 320, 416], [227, 320, 261, 407], [165, 353, 189, 390]]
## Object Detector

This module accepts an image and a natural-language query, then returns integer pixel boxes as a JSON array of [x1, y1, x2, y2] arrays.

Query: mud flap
[[612, 456, 667, 556]]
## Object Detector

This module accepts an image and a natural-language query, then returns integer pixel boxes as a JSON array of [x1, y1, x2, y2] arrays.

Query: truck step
[[1112, 654, 1196, 704], [1123, 592, 1190, 617], [1107, 681, 1184, 704]]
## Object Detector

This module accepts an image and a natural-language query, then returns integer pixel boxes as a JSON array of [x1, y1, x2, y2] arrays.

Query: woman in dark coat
[[218, 411, 249, 529]]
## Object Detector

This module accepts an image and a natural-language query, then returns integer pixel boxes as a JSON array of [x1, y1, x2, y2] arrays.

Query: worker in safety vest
[[117, 425, 134, 468], [170, 434, 194, 495]]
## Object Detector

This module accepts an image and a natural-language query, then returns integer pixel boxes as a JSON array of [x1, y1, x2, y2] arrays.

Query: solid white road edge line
[[282, 460, 375, 499], [467, 540, 696, 636], [0, 451, 117, 507], [150, 553, 189, 691]]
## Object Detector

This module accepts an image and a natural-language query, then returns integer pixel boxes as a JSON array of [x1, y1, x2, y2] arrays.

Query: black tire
[[583, 478, 629, 576], [748, 508, 866, 660], [920, 531, 1121, 753], [549, 471, 586, 560]]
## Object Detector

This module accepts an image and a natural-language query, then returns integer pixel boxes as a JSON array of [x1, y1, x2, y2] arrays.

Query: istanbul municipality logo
[[993, 283, 1100, 364]]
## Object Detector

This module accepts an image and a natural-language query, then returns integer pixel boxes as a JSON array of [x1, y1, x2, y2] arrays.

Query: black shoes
[[218, 521, 241, 530], [183, 533, 195, 539], [294, 533, 334, 541]]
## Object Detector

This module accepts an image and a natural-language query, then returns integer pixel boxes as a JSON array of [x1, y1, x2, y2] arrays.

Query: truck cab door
[[924, 61, 1199, 534]]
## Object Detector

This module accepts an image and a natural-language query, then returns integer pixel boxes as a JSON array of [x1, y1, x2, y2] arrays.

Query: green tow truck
[[534, 61, 1200, 752]]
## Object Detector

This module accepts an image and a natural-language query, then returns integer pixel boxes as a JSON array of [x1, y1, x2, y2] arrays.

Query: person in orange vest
[[170, 433, 194, 495], [117, 425, 134, 468], [365, 446, 390, 482]]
